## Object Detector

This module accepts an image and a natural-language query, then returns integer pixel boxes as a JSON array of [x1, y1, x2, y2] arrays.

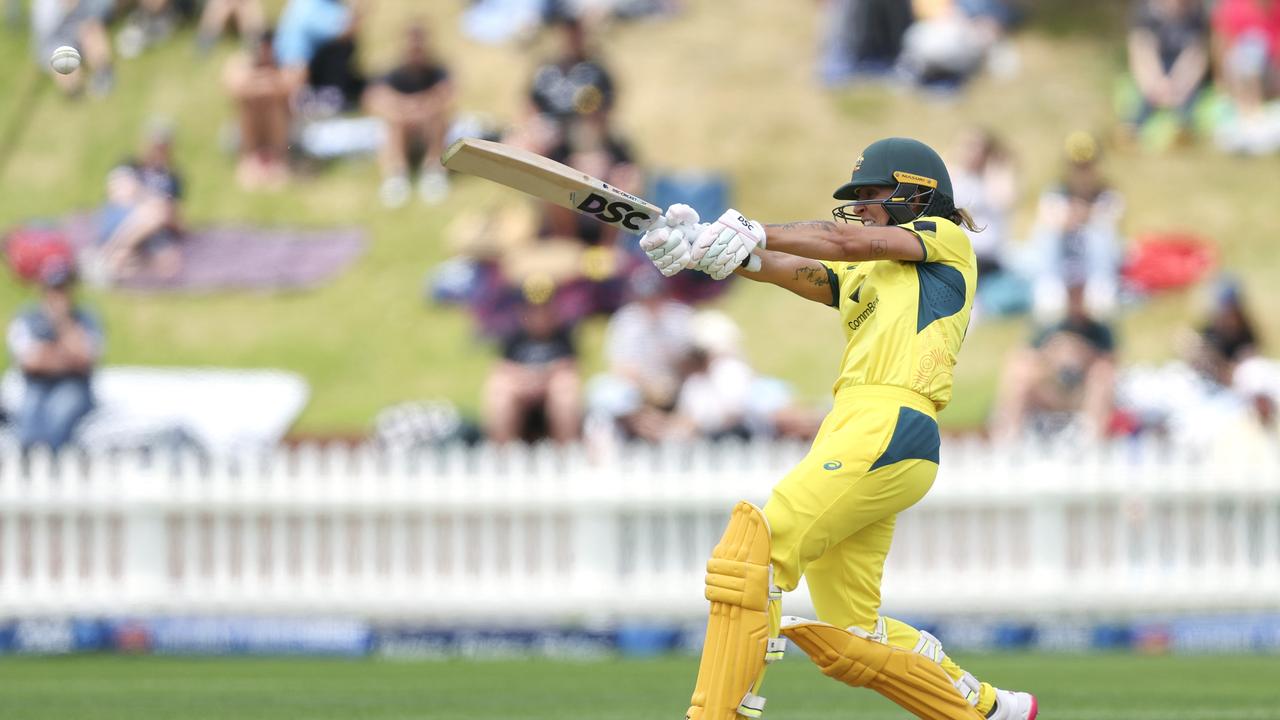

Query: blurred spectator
[[992, 283, 1118, 443], [31, 0, 114, 97], [1179, 278, 1259, 387], [818, 0, 914, 85], [513, 16, 616, 154], [542, 112, 641, 245], [1123, 0, 1209, 141], [93, 122, 186, 283], [1210, 0, 1280, 154], [223, 30, 292, 190], [196, 0, 266, 54], [364, 23, 455, 208], [1117, 279, 1275, 447], [587, 271, 693, 442], [669, 310, 825, 441], [947, 127, 1023, 317], [671, 311, 754, 440], [115, 0, 181, 58], [275, 0, 367, 113], [1235, 356, 1280, 433], [483, 280, 582, 444], [1022, 132, 1123, 323], [6, 254, 102, 452], [898, 0, 1020, 89]]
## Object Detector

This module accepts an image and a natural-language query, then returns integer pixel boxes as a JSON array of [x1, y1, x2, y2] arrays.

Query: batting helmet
[[831, 137, 955, 226]]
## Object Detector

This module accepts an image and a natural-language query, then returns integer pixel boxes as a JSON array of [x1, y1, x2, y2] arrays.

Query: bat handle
[[745, 254, 762, 272]]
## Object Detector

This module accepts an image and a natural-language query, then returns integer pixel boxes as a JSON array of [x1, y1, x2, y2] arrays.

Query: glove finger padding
[[691, 227, 735, 271], [664, 203, 700, 228], [656, 244, 691, 276], [639, 226, 672, 253], [709, 247, 747, 280]]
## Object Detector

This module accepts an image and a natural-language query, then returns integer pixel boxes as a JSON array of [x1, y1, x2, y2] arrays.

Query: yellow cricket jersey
[[819, 217, 977, 411]]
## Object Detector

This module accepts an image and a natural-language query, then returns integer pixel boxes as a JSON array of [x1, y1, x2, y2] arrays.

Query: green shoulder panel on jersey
[[916, 263, 967, 333]]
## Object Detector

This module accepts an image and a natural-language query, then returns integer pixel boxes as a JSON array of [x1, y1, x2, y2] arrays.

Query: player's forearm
[[735, 249, 835, 306], [763, 220, 918, 262]]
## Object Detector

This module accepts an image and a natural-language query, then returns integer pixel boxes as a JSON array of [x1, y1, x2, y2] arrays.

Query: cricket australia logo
[[823, 461, 842, 471]]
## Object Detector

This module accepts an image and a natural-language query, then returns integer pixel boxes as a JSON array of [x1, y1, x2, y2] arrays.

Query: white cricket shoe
[[986, 688, 1037, 720], [418, 167, 450, 205], [380, 175, 411, 208]]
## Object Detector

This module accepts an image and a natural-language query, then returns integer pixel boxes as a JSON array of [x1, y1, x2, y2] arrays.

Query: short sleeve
[[897, 218, 972, 266], [817, 262, 846, 308], [1129, 2, 1155, 32], [6, 316, 36, 361], [75, 310, 106, 360], [1090, 323, 1115, 354]]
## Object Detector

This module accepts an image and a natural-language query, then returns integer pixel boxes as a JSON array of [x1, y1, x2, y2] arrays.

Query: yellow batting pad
[[780, 618, 984, 720], [686, 501, 774, 720]]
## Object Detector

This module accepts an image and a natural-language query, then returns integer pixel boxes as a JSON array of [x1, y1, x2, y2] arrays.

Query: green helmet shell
[[832, 137, 954, 225]]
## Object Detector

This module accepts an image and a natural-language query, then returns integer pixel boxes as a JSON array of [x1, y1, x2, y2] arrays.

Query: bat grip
[[745, 254, 762, 272]]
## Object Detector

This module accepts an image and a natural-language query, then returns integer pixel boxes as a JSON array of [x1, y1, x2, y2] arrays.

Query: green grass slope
[[1, 3, 1276, 433]]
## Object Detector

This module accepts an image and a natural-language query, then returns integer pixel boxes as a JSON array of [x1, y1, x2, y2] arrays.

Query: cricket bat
[[441, 138, 761, 271]]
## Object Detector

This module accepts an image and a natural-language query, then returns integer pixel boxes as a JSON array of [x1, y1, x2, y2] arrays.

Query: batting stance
[[639, 138, 1037, 720]]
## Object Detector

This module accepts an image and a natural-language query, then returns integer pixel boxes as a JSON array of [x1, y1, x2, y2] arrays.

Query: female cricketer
[[639, 137, 1037, 720]]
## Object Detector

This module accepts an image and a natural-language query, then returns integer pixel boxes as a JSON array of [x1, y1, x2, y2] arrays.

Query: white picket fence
[[1, 438, 1279, 621]]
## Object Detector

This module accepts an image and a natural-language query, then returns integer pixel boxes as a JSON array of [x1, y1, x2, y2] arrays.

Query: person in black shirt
[[993, 282, 1118, 441], [1182, 279, 1260, 386], [1125, 0, 1209, 135], [6, 253, 103, 451], [541, 112, 642, 247], [512, 17, 616, 155], [365, 22, 454, 207], [95, 122, 186, 283], [482, 288, 581, 443]]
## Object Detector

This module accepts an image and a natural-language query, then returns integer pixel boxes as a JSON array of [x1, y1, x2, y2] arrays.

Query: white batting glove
[[691, 209, 766, 280], [639, 204, 701, 277]]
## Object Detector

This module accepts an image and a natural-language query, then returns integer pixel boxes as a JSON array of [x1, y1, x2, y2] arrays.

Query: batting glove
[[639, 203, 701, 277], [691, 209, 766, 280]]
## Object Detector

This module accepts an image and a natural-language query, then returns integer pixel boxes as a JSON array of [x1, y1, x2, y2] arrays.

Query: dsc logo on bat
[[575, 193, 653, 231]]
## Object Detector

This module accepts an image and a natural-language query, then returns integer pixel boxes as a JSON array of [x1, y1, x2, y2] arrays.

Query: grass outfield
[[1, 654, 1278, 719]]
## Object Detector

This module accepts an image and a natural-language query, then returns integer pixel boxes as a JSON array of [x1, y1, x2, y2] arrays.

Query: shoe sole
[[1027, 694, 1038, 720]]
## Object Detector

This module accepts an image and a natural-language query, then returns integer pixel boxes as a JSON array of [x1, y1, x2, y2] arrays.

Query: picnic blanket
[[63, 212, 367, 292]]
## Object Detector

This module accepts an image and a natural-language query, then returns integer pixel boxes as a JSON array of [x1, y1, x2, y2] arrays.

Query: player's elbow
[[830, 237, 867, 262]]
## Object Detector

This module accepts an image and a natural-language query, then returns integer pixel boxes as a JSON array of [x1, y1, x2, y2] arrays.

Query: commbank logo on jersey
[[848, 297, 879, 332], [575, 192, 653, 231]]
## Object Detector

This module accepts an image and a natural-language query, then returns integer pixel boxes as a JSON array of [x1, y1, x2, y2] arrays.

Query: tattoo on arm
[[792, 266, 829, 287], [769, 220, 839, 233], [871, 238, 887, 257]]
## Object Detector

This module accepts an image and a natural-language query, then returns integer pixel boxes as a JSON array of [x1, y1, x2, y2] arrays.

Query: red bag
[[4, 227, 74, 284], [1121, 232, 1216, 293]]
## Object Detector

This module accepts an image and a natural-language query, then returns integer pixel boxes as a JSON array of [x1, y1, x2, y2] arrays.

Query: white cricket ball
[[50, 45, 82, 75]]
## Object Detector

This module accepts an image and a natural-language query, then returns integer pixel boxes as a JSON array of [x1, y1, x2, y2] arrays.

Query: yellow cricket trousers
[[762, 384, 995, 713]]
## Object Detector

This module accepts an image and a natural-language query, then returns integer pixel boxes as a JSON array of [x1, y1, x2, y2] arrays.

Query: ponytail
[[951, 207, 984, 233]]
